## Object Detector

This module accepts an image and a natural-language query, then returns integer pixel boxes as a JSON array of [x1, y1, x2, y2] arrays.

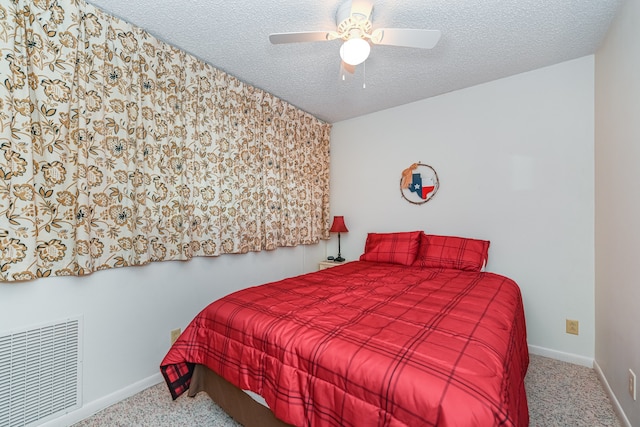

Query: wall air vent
[[0, 317, 82, 427]]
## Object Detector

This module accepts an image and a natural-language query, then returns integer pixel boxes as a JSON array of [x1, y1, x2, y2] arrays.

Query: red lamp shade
[[329, 216, 349, 233]]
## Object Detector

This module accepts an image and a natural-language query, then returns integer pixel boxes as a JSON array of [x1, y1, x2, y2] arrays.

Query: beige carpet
[[74, 354, 622, 426]]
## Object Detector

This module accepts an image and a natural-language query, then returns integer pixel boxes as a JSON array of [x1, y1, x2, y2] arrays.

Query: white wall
[[0, 243, 325, 424], [595, 0, 640, 424], [330, 56, 595, 361]]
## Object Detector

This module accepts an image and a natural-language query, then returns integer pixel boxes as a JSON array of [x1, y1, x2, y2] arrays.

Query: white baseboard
[[34, 348, 628, 426], [528, 345, 631, 426], [594, 360, 632, 427], [39, 372, 164, 427], [528, 344, 594, 367]]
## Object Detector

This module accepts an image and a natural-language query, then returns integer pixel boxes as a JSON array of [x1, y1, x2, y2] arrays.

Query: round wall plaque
[[400, 162, 439, 205]]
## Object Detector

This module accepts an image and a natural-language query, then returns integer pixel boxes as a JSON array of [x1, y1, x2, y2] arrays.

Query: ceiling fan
[[269, 0, 441, 70]]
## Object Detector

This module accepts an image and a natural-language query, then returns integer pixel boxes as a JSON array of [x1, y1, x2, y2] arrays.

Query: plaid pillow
[[359, 231, 422, 265], [412, 233, 490, 271]]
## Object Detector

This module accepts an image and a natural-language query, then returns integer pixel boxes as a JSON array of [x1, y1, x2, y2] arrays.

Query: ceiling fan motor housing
[[336, 1, 373, 41]]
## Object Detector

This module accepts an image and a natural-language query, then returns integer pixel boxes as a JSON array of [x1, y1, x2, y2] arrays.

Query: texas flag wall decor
[[400, 163, 439, 205]]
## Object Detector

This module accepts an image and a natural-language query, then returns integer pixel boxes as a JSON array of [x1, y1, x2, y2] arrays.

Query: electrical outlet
[[565, 319, 579, 335], [630, 369, 637, 401], [170, 328, 181, 344]]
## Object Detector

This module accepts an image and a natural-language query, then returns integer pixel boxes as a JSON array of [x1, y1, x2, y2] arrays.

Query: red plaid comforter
[[161, 261, 529, 426]]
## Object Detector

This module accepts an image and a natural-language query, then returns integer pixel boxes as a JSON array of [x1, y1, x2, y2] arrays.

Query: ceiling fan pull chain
[[363, 60, 366, 89]]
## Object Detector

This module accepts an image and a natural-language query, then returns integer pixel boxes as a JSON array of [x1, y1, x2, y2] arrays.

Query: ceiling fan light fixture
[[339, 37, 370, 66]]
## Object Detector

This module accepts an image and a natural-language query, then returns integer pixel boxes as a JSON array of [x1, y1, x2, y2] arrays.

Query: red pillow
[[359, 231, 422, 266], [412, 233, 490, 272]]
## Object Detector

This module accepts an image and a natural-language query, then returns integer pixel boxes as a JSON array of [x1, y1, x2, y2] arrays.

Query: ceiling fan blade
[[371, 28, 441, 49], [350, 0, 373, 21], [269, 31, 334, 44], [341, 61, 356, 75]]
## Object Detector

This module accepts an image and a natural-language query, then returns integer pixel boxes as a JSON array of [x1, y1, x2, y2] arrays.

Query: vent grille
[[0, 318, 82, 427]]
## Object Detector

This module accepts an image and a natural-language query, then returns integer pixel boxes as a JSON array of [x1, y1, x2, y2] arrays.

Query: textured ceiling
[[85, 0, 622, 123]]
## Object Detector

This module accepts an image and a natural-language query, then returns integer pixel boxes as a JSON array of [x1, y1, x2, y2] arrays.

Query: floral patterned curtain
[[0, 0, 331, 282]]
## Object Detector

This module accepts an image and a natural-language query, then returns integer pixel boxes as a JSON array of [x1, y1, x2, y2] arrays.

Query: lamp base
[[334, 256, 345, 262]]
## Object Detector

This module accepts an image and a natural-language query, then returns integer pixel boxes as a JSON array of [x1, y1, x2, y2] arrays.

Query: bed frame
[[188, 364, 293, 427]]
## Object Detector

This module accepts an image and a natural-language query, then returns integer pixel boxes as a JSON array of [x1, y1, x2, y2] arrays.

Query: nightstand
[[318, 260, 347, 271]]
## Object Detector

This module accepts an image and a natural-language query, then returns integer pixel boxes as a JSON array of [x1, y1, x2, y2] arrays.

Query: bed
[[161, 231, 529, 426]]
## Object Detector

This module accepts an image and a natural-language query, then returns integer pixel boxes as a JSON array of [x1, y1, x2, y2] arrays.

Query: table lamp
[[329, 216, 348, 262]]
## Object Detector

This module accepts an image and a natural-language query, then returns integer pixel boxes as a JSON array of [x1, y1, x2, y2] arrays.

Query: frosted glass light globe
[[339, 38, 371, 66]]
